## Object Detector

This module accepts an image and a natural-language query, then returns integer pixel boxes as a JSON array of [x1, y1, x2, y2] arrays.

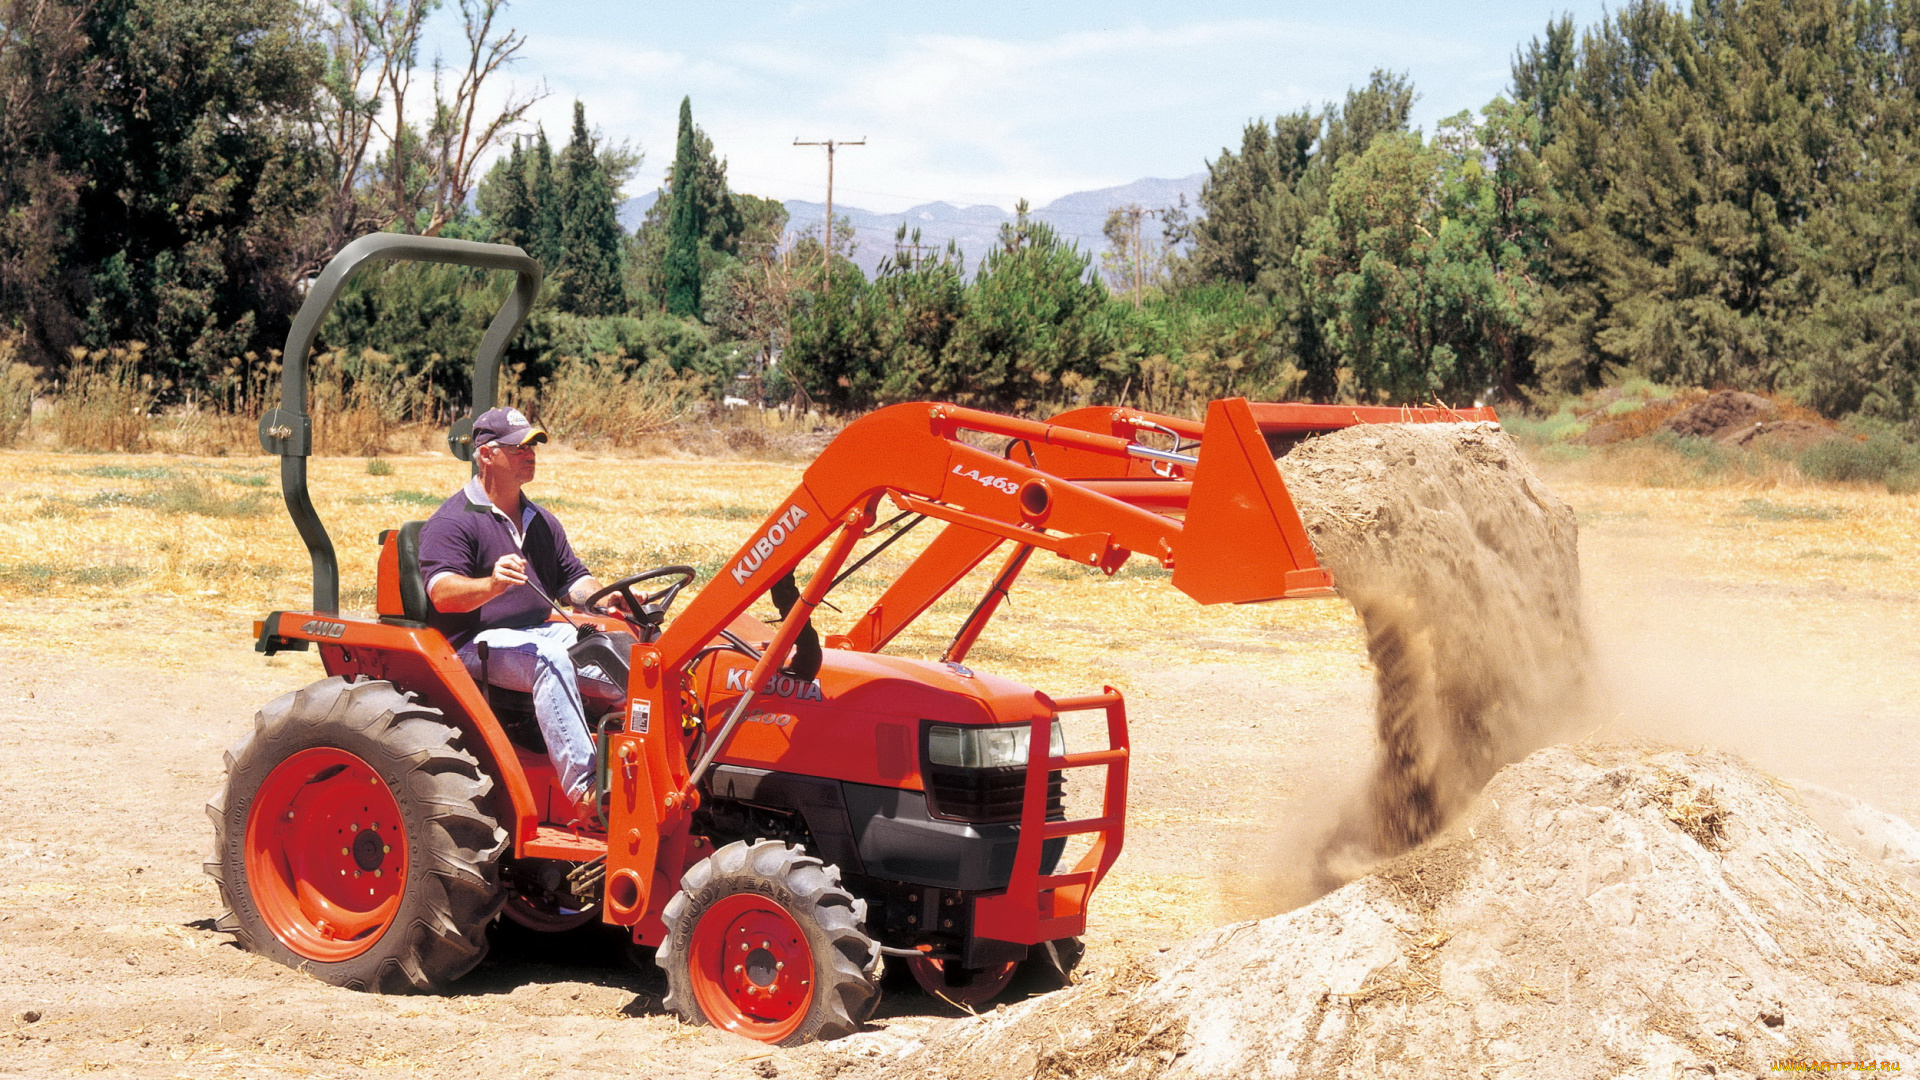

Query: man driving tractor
[[417, 405, 620, 820]]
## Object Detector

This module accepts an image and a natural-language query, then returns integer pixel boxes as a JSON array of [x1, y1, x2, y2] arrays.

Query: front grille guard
[[972, 689, 1128, 944]]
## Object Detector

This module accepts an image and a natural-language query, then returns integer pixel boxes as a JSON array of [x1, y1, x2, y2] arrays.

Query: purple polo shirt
[[417, 478, 591, 651]]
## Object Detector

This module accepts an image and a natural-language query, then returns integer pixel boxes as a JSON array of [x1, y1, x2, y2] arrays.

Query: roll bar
[[260, 233, 544, 614]]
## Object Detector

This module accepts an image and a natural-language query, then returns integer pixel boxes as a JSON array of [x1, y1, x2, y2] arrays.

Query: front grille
[[926, 766, 1064, 823]]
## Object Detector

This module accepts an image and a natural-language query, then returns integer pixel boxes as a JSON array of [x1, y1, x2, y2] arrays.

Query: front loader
[[206, 235, 1494, 1044]]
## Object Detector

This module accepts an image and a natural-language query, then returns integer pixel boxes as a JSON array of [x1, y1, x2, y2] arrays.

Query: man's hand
[[490, 553, 530, 596], [569, 576, 630, 614]]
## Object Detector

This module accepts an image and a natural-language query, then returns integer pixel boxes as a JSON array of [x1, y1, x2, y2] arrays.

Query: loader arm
[[654, 397, 1341, 675]]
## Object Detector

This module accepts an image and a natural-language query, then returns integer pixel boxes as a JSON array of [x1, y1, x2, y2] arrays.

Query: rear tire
[[658, 839, 880, 1044], [205, 677, 508, 992]]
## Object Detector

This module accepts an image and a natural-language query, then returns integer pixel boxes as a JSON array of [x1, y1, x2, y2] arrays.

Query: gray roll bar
[[260, 233, 544, 615]]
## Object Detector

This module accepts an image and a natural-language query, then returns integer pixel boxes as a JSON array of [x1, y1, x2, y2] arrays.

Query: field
[[1, 446, 1916, 1078]]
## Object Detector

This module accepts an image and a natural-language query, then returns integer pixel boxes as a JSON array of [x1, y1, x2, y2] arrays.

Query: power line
[[792, 137, 867, 272]]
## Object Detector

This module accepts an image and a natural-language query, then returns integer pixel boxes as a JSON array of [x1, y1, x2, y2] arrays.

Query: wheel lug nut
[[775, 961, 784, 971]]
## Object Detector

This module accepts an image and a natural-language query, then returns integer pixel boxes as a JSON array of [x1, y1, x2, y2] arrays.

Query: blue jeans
[[459, 623, 596, 803]]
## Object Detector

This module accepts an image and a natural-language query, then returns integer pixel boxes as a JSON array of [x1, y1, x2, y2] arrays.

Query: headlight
[[925, 721, 1065, 768]]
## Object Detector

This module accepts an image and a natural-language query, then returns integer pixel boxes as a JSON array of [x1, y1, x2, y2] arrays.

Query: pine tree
[[1182, 69, 1416, 398], [663, 96, 706, 318], [555, 101, 624, 315], [479, 139, 536, 251], [1525, 0, 1908, 412], [1510, 15, 1577, 147], [527, 127, 563, 271]]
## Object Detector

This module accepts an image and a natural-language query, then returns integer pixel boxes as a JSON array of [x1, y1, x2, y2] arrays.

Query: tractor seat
[[376, 521, 431, 626]]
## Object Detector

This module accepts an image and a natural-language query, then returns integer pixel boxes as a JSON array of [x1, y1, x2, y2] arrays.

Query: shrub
[[366, 458, 394, 476], [311, 348, 422, 457], [527, 353, 701, 449], [1797, 431, 1920, 489]]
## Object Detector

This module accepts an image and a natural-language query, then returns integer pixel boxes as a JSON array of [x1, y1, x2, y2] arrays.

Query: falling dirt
[[1272, 422, 1591, 895]]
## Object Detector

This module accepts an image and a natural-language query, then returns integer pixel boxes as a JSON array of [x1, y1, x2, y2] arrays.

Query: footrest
[[520, 825, 608, 861]]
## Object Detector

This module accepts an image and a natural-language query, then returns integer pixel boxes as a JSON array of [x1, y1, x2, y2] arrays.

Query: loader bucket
[[1172, 398, 1336, 604]]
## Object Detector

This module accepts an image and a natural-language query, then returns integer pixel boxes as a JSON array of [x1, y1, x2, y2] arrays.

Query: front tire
[[205, 677, 508, 992], [658, 840, 880, 1044]]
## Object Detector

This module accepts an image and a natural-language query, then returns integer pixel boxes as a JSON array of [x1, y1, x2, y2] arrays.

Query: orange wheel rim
[[244, 747, 408, 963], [687, 893, 814, 1041]]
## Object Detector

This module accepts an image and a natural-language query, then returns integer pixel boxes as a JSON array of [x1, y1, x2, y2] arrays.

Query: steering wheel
[[583, 565, 697, 629]]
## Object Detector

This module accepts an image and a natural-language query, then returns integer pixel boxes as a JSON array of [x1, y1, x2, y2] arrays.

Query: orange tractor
[[206, 235, 1491, 1043]]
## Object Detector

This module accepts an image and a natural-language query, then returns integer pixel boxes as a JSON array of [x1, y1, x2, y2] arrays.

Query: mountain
[[616, 189, 660, 233], [616, 172, 1207, 279]]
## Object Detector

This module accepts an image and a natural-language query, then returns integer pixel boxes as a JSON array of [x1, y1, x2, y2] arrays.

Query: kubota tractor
[[206, 235, 1492, 1044]]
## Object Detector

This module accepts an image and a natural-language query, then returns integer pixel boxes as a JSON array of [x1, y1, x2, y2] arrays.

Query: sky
[[434, 1, 1613, 214]]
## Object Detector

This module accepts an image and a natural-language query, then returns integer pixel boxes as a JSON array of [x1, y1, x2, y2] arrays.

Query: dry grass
[[1650, 765, 1731, 851], [49, 345, 155, 452], [1545, 476, 1920, 597]]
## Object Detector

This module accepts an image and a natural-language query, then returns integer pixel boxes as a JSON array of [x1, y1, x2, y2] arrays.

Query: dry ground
[[0, 447, 1915, 1078]]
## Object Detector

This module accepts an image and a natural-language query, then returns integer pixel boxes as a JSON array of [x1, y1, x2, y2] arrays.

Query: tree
[[937, 201, 1117, 409], [1299, 107, 1545, 405], [0, 0, 98, 360], [663, 96, 705, 318], [309, 0, 539, 248], [553, 101, 624, 315], [627, 99, 744, 314], [475, 137, 535, 249], [527, 126, 562, 269], [59, 0, 331, 382], [707, 195, 794, 395], [1525, 0, 1915, 419], [1510, 14, 1577, 147], [1180, 69, 1417, 399], [1100, 204, 1169, 308]]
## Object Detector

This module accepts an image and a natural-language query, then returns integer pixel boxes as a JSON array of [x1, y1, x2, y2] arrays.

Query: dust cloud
[[1574, 518, 1920, 827]]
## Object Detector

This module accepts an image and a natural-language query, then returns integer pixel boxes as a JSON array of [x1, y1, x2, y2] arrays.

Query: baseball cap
[[472, 406, 548, 449]]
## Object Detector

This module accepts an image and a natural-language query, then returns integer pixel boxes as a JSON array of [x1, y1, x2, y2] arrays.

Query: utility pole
[[793, 137, 866, 274]]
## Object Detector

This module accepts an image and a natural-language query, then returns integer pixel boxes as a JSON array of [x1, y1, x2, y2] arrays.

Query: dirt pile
[[1272, 422, 1589, 887], [852, 746, 1920, 1079], [1662, 390, 1839, 452], [1665, 390, 1778, 439]]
